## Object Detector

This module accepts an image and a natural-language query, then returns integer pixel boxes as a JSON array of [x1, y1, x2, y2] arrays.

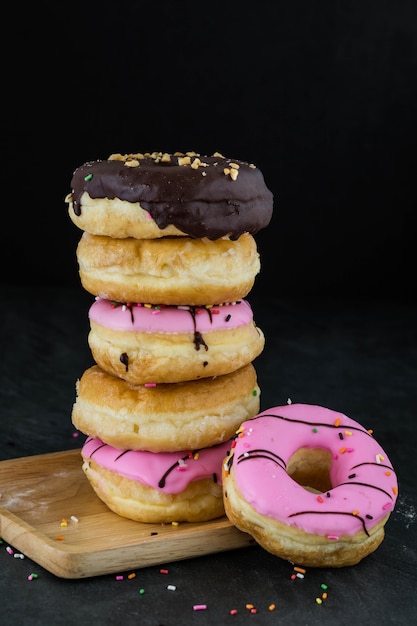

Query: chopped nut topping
[[178, 156, 191, 166], [229, 163, 240, 169], [213, 151, 225, 158], [124, 159, 140, 167], [223, 167, 239, 180], [108, 153, 124, 161]]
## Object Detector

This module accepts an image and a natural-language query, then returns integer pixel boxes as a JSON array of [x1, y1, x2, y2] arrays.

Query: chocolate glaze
[[70, 153, 274, 240]]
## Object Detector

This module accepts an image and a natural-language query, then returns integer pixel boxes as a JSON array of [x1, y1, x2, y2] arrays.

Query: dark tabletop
[[0, 284, 416, 626]]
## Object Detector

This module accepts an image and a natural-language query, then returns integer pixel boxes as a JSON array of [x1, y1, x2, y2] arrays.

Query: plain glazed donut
[[223, 403, 398, 568], [66, 151, 273, 240], [72, 364, 260, 452], [76, 232, 260, 306], [81, 436, 231, 523], [86, 297, 265, 384]]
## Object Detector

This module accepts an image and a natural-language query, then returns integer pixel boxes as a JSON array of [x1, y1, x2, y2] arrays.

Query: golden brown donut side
[[68, 193, 187, 239], [72, 364, 261, 451], [76, 232, 260, 305]]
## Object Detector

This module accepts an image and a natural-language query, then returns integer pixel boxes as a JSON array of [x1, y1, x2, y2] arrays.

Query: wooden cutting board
[[0, 449, 254, 579]]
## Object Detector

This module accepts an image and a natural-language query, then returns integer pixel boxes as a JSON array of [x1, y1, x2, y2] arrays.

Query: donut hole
[[286, 447, 333, 494]]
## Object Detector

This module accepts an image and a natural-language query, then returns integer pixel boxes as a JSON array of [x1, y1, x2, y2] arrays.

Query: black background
[[3, 0, 417, 301]]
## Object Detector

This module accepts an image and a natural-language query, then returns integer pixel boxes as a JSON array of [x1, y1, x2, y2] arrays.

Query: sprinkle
[[127, 573, 136, 580], [193, 604, 207, 611], [246, 604, 254, 610], [322, 592, 328, 600], [84, 174, 93, 181], [287, 397, 292, 404], [334, 417, 341, 427], [229, 609, 238, 615], [139, 588, 145, 595], [115, 575, 124, 580], [348, 473, 356, 479], [60, 518, 68, 527], [55, 536, 64, 541], [211, 309, 220, 315], [14, 553, 25, 559], [294, 566, 306, 574], [312, 428, 318, 433], [28, 573, 39, 580], [250, 608, 257, 614], [290, 573, 297, 580], [352, 510, 360, 516], [160, 568, 169, 574], [171, 521, 179, 526], [70, 515, 79, 523], [167, 584, 176, 591], [6, 546, 14, 555], [316, 597, 323, 605], [151, 309, 161, 315], [317, 495, 324, 503], [327, 535, 339, 541], [268, 604, 276, 611], [225, 314, 231, 322], [252, 389, 258, 396], [383, 502, 392, 511], [385, 471, 391, 476], [376, 453, 384, 463], [346, 447, 354, 453], [339, 447, 347, 454], [392, 486, 398, 495], [72, 432, 79, 438], [345, 430, 352, 436], [144, 303, 152, 308], [339, 432, 344, 440], [320, 583, 328, 590], [296, 573, 305, 579], [144, 382, 156, 387]]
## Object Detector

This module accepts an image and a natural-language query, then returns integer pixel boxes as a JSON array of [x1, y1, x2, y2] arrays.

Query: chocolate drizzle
[[120, 352, 129, 371], [288, 510, 370, 536]]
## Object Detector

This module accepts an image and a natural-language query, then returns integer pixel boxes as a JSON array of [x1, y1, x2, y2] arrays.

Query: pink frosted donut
[[82, 436, 231, 523], [87, 297, 265, 384], [223, 403, 399, 567]]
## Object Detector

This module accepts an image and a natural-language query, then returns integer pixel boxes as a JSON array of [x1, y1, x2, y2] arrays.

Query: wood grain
[[0, 449, 254, 578]]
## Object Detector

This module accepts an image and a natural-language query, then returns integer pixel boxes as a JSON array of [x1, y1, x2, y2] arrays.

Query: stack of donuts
[[66, 150, 273, 523]]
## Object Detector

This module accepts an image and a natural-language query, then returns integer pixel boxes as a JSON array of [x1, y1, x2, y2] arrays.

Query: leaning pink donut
[[81, 436, 231, 523], [222, 403, 399, 567]]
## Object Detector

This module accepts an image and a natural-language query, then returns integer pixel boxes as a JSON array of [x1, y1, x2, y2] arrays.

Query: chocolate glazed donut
[[67, 151, 273, 240]]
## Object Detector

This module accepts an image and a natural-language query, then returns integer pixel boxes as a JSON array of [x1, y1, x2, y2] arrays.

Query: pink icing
[[89, 297, 255, 333], [227, 404, 398, 538], [82, 437, 230, 494]]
